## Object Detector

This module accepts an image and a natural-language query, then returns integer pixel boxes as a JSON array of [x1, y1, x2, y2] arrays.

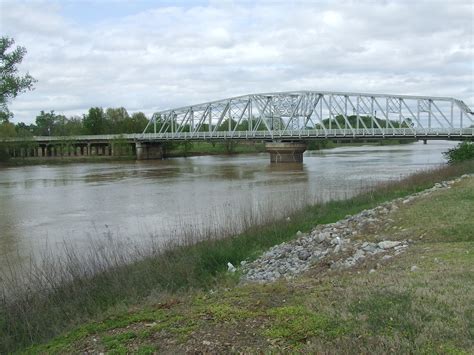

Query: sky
[[1, 0, 473, 124]]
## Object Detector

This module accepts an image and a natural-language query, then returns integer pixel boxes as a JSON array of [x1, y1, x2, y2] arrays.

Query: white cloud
[[1, 0, 473, 123]]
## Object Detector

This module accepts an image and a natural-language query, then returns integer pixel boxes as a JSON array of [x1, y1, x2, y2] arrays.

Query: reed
[[0, 160, 472, 353]]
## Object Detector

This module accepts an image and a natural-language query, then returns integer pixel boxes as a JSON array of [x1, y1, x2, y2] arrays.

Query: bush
[[443, 141, 474, 163], [0, 145, 10, 161]]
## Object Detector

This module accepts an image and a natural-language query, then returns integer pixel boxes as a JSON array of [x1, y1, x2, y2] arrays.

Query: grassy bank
[[165, 139, 415, 157], [34, 175, 473, 354], [1, 161, 473, 353]]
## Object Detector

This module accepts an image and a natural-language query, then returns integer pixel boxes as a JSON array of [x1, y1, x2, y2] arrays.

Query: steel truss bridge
[[2, 91, 473, 161], [141, 91, 474, 141]]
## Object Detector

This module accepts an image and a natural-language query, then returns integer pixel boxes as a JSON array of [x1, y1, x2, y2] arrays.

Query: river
[[0, 140, 457, 273]]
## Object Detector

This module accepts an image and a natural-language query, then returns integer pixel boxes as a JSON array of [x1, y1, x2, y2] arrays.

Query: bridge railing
[[2, 128, 472, 144], [140, 127, 474, 140]]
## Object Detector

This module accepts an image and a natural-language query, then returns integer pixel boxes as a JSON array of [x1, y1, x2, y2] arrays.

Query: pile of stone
[[240, 174, 472, 283]]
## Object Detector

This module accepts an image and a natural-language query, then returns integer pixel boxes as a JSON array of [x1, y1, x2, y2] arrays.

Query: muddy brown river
[[0, 141, 458, 273]]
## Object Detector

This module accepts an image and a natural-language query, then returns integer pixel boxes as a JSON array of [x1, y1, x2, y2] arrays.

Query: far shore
[[0, 139, 416, 167]]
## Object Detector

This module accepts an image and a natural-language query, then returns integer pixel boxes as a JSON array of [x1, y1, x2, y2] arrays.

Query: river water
[[0, 141, 457, 273]]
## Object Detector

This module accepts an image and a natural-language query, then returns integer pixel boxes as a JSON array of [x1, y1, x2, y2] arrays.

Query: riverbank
[[165, 139, 415, 157], [1, 139, 416, 166], [0, 155, 136, 167], [2, 160, 472, 353], [25, 168, 473, 354]]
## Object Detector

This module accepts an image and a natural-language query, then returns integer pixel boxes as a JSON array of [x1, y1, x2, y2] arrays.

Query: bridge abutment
[[135, 142, 163, 160], [265, 142, 307, 163]]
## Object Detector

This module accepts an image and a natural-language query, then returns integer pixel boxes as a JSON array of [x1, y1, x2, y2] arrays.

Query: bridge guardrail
[[1, 128, 473, 143]]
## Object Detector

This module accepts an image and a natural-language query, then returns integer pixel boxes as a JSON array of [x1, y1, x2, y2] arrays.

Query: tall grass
[[0, 161, 473, 353]]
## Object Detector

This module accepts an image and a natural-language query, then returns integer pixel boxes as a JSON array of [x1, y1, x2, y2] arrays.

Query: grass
[[25, 173, 473, 354], [263, 305, 346, 343], [1, 161, 473, 353]]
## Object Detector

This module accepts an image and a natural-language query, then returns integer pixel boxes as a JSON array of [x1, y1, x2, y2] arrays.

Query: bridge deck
[[2, 128, 472, 144]]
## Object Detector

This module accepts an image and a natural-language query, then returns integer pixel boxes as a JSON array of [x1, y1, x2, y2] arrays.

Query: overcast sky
[[1, 0, 473, 124]]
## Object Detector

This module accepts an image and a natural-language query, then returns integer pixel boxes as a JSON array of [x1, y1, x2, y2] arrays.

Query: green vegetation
[[444, 141, 474, 163], [20, 171, 474, 354], [316, 114, 413, 130], [164, 141, 266, 156], [1, 161, 473, 353], [305, 138, 414, 151], [110, 135, 134, 157], [0, 37, 37, 123]]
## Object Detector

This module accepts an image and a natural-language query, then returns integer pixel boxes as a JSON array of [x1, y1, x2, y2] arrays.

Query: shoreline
[[241, 174, 471, 283], [0, 139, 417, 167], [18, 164, 474, 353], [2, 160, 473, 353]]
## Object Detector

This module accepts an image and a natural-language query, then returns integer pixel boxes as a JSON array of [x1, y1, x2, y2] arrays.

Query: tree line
[[0, 111, 418, 139], [0, 107, 150, 139]]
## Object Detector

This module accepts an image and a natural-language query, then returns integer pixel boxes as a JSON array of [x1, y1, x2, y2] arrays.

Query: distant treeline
[[0, 107, 149, 139], [0, 109, 415, 140], [316, 115, 413, 129]]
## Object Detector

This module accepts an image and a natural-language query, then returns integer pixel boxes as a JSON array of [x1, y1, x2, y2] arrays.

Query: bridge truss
[[142, 91, 474, 141]]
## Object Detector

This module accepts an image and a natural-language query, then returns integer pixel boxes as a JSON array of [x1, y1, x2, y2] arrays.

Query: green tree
[[0, 122, 15, 161], [83, 107, 107, 134], [0, 121, 16, 138], [443, 141, 474, 163], [217, 118, 238, 131], [63, 116, 83, 135], [106, 107, 129, 133], [15, 122, 35, 135], [0, 37, 37, 123], [130, 112, 148, 133], [35, 110, 60, 136]]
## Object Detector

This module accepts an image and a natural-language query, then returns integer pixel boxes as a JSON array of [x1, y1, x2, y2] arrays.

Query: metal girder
[[141, 91, 473, 140]]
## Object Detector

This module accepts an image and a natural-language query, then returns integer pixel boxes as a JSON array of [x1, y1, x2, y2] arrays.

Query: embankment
[[2, 161, 473, 353]]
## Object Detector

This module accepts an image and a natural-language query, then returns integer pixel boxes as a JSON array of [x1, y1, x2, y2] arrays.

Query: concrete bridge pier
[[265, 142, 307, 163], [135, 142, 163, 160]]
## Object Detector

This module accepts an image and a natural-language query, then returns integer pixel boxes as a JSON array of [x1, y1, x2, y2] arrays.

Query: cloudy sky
[[1, 0, 473, 124]]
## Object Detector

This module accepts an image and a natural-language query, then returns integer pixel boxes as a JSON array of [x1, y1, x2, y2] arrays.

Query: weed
[[264, 305, 346, 343], [1, 161, 473, 353]]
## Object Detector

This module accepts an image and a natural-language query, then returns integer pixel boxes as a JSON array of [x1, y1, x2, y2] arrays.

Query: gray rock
[[353, 249, 365, 261], [378, 241, 401, 249], [238, 174, 467, 282], [297, 250, 311, 261], [362, 243, 377, 252]]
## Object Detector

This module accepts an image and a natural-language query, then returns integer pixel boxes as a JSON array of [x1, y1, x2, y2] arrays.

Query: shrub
[[443, 141, 474, 163], [0, 144, 10, 161]]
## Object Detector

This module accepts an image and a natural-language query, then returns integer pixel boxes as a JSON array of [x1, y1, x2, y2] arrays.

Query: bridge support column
[[135, 142, 163, 160], [265, 142, 307, 163]]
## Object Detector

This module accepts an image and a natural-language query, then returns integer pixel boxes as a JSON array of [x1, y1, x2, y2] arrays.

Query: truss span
[[142, 91, 474, 140]]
